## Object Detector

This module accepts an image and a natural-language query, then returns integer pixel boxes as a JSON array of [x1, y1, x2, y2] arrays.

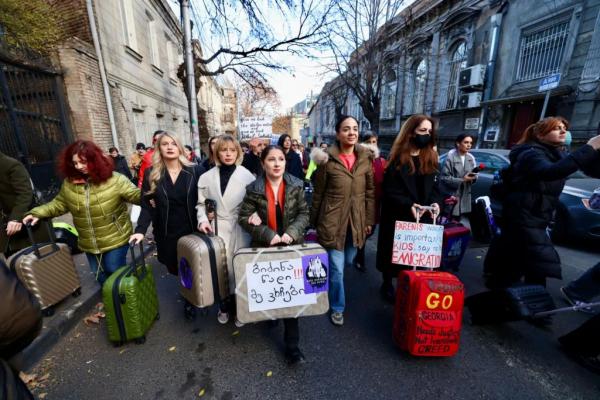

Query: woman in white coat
[[197, 134, 255, 324]]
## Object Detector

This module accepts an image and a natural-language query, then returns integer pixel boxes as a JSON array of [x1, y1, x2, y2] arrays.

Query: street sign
[[538, 73, 561, 92]]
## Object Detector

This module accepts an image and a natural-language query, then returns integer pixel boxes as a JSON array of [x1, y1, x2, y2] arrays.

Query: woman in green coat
[[23, 140, 140, 284]]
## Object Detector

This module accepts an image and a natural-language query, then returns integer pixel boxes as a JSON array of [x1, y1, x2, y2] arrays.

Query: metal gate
[[0, 58, 72, 195]]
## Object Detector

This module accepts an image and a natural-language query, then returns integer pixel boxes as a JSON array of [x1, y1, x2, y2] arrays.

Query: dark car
[[439, 149, 600, 243]]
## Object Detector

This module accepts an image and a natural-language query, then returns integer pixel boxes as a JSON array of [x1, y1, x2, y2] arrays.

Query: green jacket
[[0, 152, 33, 221], [238, 173, 309, 247], [29, 173, 140, 254]]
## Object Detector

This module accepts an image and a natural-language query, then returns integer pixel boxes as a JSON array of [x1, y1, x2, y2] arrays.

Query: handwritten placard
[[392, 221, 444, 268], [239, 116, 272, 140], [245, 253, 328, 312]]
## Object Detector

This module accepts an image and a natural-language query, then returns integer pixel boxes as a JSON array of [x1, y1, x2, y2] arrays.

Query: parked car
[[439, 148, 600, 243]]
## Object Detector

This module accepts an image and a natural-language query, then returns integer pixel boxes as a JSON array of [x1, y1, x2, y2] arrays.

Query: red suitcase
[[441, 223, 470, 271], [393, 270, 465, 357]]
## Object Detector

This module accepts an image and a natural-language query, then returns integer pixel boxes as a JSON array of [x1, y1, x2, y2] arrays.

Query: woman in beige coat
[[310, 115, 375, 327]]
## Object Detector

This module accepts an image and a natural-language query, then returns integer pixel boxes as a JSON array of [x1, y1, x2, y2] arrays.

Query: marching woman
[[310, 115, 375, 326], [238, 145, 310, 364], [23, 140, 140, 284], [129, 132, 205, 317], [278, 134, 304, 179], [197, 134, 255, 324], [376, 114, 442, 303], [201, 135, 219, 171]]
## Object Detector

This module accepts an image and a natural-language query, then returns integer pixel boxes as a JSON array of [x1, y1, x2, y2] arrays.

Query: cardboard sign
[[392, 221, 444, 268], [245, 253, 328, 312]]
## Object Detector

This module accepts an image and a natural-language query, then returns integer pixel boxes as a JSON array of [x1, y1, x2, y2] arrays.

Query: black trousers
[[559, 314, 600, 356], [564, 261, 600, 301], [283, 318, 299, 350]]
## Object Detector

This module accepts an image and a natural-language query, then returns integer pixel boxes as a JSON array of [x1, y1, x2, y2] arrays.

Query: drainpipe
[[86, 0, 119, 148], [476, 12, 503, 149]]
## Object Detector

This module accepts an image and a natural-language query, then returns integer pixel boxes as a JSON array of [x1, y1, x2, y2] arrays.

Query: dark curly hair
[[58, 140, 114, 184]]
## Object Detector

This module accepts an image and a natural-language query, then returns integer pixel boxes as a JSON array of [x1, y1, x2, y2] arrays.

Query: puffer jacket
[[29, 173, 140, 254], [238, 173, 309, 246], [310, 144, 375, 250], [0, 152, 33, 222]]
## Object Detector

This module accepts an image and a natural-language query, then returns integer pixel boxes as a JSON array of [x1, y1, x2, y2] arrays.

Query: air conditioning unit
[[459, 92, 482, 109], [459, 64, 485, 91]]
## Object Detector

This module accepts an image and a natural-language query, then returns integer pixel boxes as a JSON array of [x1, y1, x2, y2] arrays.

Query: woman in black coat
[[277, 134, 304, 179], [484, 117, 600, 288], [376, 115, 442, 303]]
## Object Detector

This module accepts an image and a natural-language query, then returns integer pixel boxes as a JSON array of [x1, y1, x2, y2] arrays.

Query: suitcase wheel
[[42, 307, 55, 317], [72, 288, 82, 297], [134, 336, 146, 345]]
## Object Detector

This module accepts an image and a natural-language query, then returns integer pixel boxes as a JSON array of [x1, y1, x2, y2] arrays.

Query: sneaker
[[330, 312, 344, 326], [217, 311, 230, 324], [560, 287, 595, 314], [234, 318, 245, 328], [285, 347, 306, 365]]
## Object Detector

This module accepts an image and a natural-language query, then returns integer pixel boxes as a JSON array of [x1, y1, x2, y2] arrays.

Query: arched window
[[380, 66, 397, 119], [441, 41, 467, 110], [410, 59, 427, 114]]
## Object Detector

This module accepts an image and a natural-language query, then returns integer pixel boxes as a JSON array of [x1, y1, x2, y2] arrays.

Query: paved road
[[28, 241, 600, 400]]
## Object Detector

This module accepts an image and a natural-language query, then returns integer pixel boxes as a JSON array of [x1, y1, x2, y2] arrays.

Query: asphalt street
[[27, 240, 600, 400]]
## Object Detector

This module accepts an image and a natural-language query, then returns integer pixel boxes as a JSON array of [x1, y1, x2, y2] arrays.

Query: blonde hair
[[147, 132, 193, 194], [214, 134, 244, 166]]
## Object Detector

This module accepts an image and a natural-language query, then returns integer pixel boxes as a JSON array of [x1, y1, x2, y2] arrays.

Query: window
[[516, 21, 569, 82], [132, 110, 147, 144], [120, 0, 138, 51], [166, 40, 179, 81], [582, 12, 600, 81], [469, 151, 509, 174], [404, 59, 427, 115], [148, 18, 160, 69], [380, 67, 397, 120], [440, 42, 467, 110]]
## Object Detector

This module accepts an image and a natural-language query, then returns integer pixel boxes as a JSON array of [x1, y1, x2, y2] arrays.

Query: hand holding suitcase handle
[[24, 221, 60, 259], [127, 241, 148, 280]]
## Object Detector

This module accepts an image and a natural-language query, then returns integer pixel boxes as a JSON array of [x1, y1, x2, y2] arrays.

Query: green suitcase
[[102, 243, 159, 345]]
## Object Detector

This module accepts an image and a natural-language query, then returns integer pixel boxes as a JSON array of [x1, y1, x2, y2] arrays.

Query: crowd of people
[[2, 113, 600, 387]]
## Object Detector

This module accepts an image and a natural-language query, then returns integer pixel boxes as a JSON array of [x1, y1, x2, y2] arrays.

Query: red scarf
[[265, 180, 285, 232]]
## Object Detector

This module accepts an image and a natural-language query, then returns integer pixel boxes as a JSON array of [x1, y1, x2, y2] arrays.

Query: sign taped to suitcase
[[234, 244, 329, 323]]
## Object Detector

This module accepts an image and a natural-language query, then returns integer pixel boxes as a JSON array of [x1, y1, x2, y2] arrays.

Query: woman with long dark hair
[[23, 140, 140, 284], [310, 115, 375, 326], [376, 114, 442, 303], [484, 117, 600, 288], [277, 134, 304, 179], [238, 145, 310, 364]]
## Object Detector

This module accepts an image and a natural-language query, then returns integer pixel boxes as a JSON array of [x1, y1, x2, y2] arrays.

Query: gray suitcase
[[233, 244, 329, 323], [177, 232, 229, 308], [7, 223, 81, 316]]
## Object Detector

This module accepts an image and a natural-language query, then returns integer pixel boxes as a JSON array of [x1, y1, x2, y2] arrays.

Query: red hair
[[387, 114, 439, 175], [58, 140, 114, 184], [517, 116, 569, 144]]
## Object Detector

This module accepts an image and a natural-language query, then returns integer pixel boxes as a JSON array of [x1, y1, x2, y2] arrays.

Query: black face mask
[[412, 134, 431, 149]]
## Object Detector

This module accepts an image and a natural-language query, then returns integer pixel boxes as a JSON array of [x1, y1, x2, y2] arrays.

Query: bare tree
[[325, 0, 405, 134], [237, 79, 282, 117]]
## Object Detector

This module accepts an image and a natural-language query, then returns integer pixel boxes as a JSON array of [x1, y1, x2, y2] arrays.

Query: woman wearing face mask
[[277, 134, 304, 180], [238, 145, 310, 364], [484, 117, 600, 289], [376, 114, 442, 303], [23, 140, 140, 284], [440, 134, 477, 228], [310, 115, 375, 327], [197, 135, 255, 324]]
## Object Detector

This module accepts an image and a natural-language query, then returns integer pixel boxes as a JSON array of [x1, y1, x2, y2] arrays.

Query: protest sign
[[245, 253, 328, 312], [239, 116, 272, 141], [392, 221, 444, 268]]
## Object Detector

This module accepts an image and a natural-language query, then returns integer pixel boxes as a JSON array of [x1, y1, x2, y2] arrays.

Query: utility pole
[[180, 0, 200, 154]]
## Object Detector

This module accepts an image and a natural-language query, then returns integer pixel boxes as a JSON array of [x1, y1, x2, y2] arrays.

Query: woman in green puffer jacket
[[23, 140, 140, 284]]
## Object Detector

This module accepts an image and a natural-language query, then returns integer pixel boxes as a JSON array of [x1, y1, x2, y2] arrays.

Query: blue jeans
[[327, 232, 358, 313], [86, 244, 129, 284]]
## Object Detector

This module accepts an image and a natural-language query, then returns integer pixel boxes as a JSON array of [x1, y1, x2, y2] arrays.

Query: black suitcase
[[466, 285, 556, 325]]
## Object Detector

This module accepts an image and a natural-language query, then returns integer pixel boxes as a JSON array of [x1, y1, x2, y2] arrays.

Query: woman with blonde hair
[[376, 114, 442, 303], [197, 134, 255, 324], [130, 132, 205, 280]]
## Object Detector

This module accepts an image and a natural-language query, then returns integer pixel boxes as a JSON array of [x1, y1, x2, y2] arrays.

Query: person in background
[[201, 135, 219, 172], [298, 143, 310, 173], [197, 135, 255, 324], [440, 134, 477, 228], [184, 145, 202, 164], [238, 145, 310, 364], [138, 130, 165, 187], [310, 115, 375, 326], [242, 137, 266, 177], [355, 133, 386, 272], [109, 147, 133, 180], [278, 134, 304, 179], [241, 142, 250, 154], [129, 143, 146, 183], [319, 142, 328, 152], [130, 132, 205, 319], [23, 140, 140, 284], [484, 117, 600, 289], [376, 114, 442, 303]]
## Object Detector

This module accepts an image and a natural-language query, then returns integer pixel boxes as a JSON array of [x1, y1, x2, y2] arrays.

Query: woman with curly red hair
[[23, 140, 140, 284]]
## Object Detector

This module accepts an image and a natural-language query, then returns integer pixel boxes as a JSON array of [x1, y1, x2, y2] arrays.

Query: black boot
[[285, 347, 305, 365], [380, 282, 395, 304]]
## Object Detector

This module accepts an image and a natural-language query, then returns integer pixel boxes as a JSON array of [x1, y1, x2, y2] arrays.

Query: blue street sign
[[538, 73, 561, 92]]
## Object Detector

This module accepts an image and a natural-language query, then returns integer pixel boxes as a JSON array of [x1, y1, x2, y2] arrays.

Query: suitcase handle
[[25, 221, 60, 259], [128, 242, 148, 280]]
